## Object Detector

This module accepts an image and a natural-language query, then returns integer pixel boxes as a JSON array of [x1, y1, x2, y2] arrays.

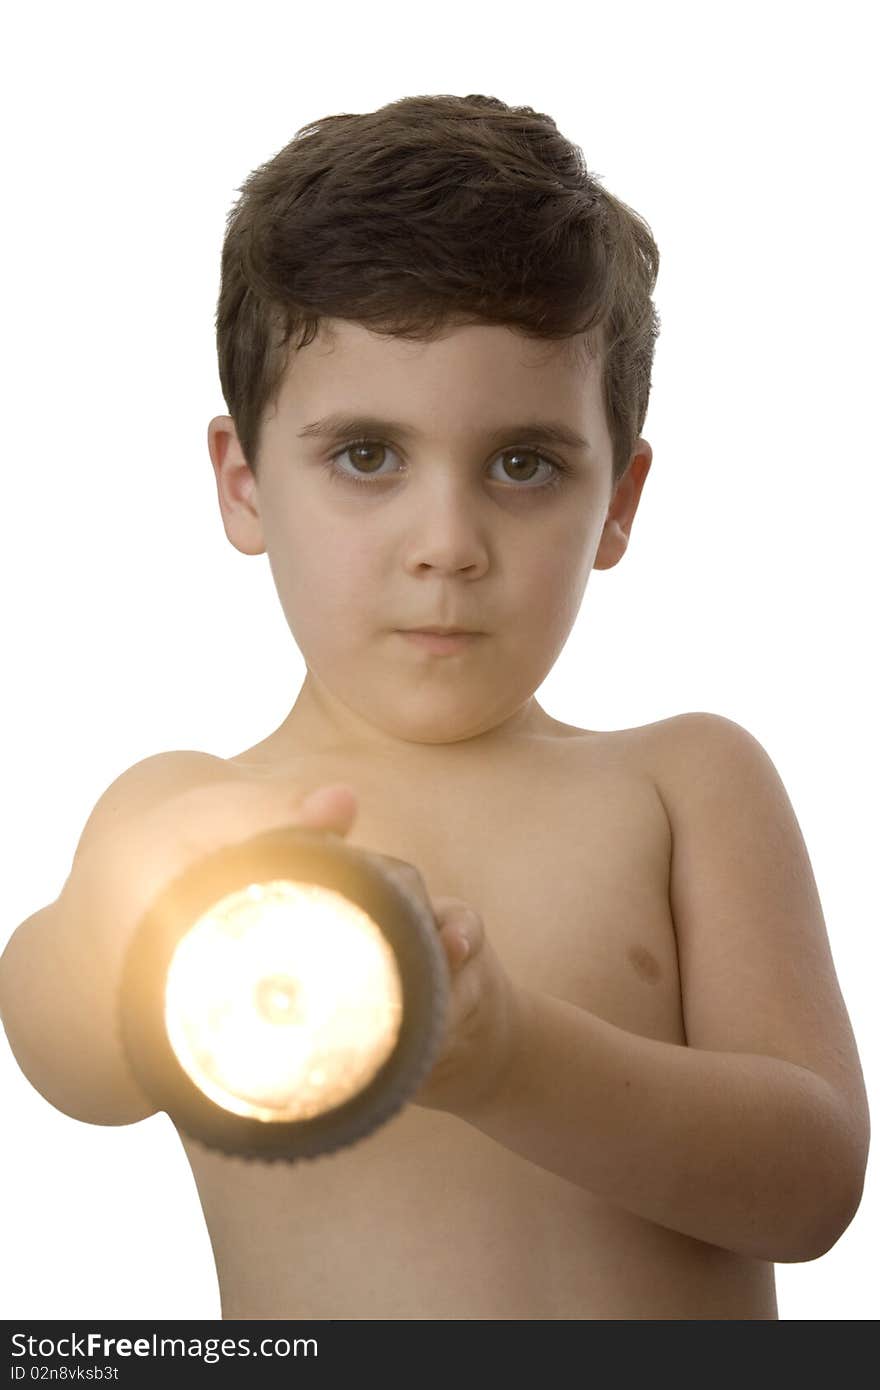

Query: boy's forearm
[[455, 985, 863, 1264]]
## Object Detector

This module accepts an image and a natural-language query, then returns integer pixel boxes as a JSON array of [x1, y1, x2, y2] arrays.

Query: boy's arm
[[0, 751, 304, 1126], [0, 751, 238, 1124], [455, 713, 870, 1265]]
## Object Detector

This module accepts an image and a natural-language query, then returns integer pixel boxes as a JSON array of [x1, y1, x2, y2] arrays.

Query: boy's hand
[[410, 892, 524, 1117], [353, 848, 524, 1118]]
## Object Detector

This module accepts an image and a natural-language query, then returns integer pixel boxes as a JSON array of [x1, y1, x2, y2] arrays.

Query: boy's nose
[[400, 481, 490, 577]]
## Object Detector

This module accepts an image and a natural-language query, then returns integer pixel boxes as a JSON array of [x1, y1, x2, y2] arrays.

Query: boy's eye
[[494, 449, 555, 485], [325, 440, 567, 490], [336, 441, 395, 477]]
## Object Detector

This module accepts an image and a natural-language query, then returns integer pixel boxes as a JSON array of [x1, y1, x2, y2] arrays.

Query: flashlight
[[119, 826, 450, 1162]]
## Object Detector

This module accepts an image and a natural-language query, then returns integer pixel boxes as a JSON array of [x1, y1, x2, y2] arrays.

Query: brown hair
[[214, 93, 661, 489]]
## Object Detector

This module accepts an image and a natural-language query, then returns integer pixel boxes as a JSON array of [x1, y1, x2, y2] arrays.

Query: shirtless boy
[[0, 93, 870, 1320]]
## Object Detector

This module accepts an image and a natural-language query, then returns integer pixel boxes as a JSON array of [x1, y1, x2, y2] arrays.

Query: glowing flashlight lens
[[254, 975, 302, 1025], [164, 879, 404, 1122]]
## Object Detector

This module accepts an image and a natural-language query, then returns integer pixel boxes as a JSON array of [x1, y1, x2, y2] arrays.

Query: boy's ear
[[593, 439, 653, 571], [206, 416, 266, 557]]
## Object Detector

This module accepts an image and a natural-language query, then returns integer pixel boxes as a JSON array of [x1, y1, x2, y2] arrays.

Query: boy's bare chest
[[179, 729, 774, 1318], [340, 741, 681, 1041]]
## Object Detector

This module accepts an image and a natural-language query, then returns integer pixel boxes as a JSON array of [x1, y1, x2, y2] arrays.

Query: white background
[[2, 0, 876, 1322]]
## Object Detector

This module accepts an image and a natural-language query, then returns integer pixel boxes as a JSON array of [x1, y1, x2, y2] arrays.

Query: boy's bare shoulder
[[583, 709, 768, 797], [67, 747, 251, 884]]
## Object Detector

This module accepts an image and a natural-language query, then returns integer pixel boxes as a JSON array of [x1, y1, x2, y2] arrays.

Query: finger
[[445, 922, 471, 967], [433, 899, 483, 965]]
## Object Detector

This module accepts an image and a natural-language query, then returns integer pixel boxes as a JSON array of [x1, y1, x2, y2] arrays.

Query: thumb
[[295, 783, 358, 835]]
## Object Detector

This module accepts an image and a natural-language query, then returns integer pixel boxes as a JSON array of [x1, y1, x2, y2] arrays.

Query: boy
[[0, 92, 869, 1320]]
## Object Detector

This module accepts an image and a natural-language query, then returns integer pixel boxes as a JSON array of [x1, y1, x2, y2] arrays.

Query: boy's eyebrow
[[296, 413, 592, 453]]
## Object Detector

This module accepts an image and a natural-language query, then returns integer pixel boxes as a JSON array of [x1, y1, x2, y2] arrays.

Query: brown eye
[[500, 449, 543, 482], [491, 448, 564, 489], [345, 442, 388, 474], [323, 439, 403, 489]]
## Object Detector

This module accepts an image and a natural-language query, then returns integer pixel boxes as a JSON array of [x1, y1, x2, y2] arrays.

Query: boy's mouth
[[397, 629, 483, 653], [401, 625, 481, 635]]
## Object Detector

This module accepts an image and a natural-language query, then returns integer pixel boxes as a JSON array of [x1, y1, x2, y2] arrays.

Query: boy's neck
[[259, 673, 567, 772]]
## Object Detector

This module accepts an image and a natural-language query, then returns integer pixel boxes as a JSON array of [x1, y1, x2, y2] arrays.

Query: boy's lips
[[400, 626, 482, 635], [396, 629, 483, 653]]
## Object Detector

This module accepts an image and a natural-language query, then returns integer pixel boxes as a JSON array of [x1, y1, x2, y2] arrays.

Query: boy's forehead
[[274, 317, 603, 419]]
